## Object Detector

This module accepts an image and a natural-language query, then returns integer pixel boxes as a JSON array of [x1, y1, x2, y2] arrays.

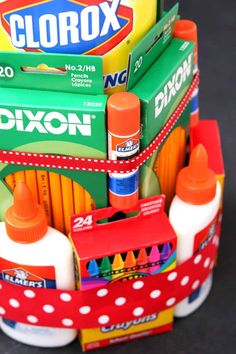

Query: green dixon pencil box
[[0, 52, 108, 235], [129, 38, 194, 209]]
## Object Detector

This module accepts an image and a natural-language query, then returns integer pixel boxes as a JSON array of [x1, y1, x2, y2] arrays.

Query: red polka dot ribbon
[[0, 72, 199, 174], [0, 225, 220, 329]]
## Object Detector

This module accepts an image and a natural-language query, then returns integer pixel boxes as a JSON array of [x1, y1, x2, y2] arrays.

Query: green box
[[130, 38, 194, 206], [0, 53, 108, 232]]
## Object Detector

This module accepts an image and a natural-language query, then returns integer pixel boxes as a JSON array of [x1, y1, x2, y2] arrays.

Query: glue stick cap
[[5, 181, 48, 243], [176, 144, 216, 205], [107, 92, 140, 136], [174, 20, 198, 64]]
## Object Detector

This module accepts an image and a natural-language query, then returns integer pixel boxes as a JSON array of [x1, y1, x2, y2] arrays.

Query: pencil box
[[0, 5, 189, 234]]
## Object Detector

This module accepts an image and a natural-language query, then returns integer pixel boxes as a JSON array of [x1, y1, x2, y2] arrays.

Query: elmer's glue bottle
[[107, 92, 140, 209], [0, 181, 77, 347], [169, 144, 221, 317]]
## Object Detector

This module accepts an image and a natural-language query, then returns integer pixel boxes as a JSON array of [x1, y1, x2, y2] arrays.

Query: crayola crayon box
[[0, 52, 108, 235], [128, 37, 194, 209], [70, 195, 177, 351]]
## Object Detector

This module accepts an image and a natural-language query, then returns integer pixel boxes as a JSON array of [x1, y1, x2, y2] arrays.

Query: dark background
[[1, 0, 235, 353]]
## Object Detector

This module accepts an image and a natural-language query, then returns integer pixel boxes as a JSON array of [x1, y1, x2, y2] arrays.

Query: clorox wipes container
[[0, 0, 157, 94]]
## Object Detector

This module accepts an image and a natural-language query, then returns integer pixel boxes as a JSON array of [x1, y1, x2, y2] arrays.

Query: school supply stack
[[0, 1, 225, 351]]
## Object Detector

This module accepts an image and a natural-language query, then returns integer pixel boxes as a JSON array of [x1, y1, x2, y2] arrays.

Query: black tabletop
[[0, 0, 235, 353]]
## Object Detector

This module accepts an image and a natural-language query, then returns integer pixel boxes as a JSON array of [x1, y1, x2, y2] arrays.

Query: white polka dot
[[60, 293, 72, 302], [27, 315, 38, 324], [79, 306, 91, 315], [210, 261, 215, 270], [97, 289, 108, 297], [115, 297, 126, 306], [0, 307, 6, 315], [0, 283, 2, 290], [150, 290, 161, 299], [62, 319, 74, 327], [194, 255, 202, 264], [204, 258, 211, 268], [133, 307, 144, 317], [98, 315, 110, 325], [24, 290, 35, 298], [166, 298, 176, 307], [213, 236, 218, 245], [168, 272, 178, 281], [181, 276, 190, 286], [43, 305, 55, 314], [133, 281, 144, 290], [9, 299, 20, 308], [192, 280, 200, 290]]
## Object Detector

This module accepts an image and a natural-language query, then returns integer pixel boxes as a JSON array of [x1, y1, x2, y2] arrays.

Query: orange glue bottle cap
[[176, 144, 217, 205], [174, 20, 198, 65], [5, 181, 48, 243], [107, 92, 140, 136]]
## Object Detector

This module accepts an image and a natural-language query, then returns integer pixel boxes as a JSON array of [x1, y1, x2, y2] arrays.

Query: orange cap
[[176, 144, 216, 205], [107, 92, 140, 136], [5, 181, 48, 243], [174, 20, 198, 64]]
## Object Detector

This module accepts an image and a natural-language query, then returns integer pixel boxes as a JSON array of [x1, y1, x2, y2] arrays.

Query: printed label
[[108, 131, 140, 160], [108, 130, 140, 197], [193, 214, 218, 254], [0, 109, 95, 136], [101, 314, 158, 333], [0, 0, 133, 54], [187, 213, 218, 303], [0, 258, 56, 332], [155, 53, 193, 118], [109, 170, 139, 196]]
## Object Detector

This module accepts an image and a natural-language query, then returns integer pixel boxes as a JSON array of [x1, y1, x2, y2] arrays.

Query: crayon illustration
[[88, 260, 100, 278], [137, 248, 149, 274], [112, 254, 124, 280], [149, 246, 161, 275], [49, 172, 65, 233], [124, 251, 136, 275], [161, 243, 172, 262], [36, 170, 52, 226], [100, 257, 112, 281]]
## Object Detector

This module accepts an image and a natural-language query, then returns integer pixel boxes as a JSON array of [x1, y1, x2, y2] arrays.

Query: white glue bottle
[[169, 144, 221, 317], [0, 181, 77, 347]]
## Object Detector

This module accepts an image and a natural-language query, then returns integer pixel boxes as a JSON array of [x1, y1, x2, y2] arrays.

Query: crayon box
[[0, 52, 108, 235], [70, 195, 177, 351], [128, 37, 194, 209]]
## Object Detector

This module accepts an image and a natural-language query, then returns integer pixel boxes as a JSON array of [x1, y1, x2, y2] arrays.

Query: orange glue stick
[[107, 92, 140, 210], [174, 20, 199, 127]]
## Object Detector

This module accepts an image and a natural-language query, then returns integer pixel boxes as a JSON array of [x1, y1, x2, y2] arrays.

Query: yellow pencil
[[14, 171, 26, 184], [25, 170, 39, 202], [84, 190, 96, 212], [49, 172, 65, 233], [5, 174, 16, 191], [61, 175, 75, 235], [36, 170, 52, 226], [73, 181, 85, 215]]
